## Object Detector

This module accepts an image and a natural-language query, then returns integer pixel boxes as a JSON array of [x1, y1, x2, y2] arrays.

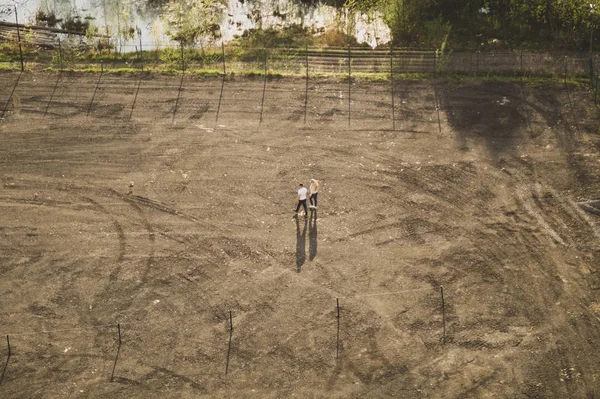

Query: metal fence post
[[440, 286, 446, 344], [110, 324, 122, 382], [390, 46, 395, 130], [221, 41, 226, 75], [226, 311, 233, 374], [14, 5, 24, 71], [564, 55, 568, 84], [589, 57, 595, 88], [336, 298, 341, 359], [58, 37, 63, 71], [138, 27, 143, 72], [0, 335, 11, 386], [347, 45, 351, 127], [180, 42, 185, 72], [304, 44, 308, 124], [260, 48, 267, 125]]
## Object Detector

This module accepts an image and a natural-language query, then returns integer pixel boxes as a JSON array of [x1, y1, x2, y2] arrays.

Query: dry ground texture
[[1, 70, 600, 398]]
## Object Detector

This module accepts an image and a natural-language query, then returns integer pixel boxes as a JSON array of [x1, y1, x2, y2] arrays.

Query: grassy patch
[[0, 57, 593, 89], [0, 63, 22, 71]]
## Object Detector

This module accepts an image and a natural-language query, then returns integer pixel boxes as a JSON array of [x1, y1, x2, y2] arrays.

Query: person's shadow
[[296, 216, 307, 272], [309, 209, 317, 261]]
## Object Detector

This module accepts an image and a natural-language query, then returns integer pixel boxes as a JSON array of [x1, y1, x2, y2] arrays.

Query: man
[[295, 183, 308, 218]]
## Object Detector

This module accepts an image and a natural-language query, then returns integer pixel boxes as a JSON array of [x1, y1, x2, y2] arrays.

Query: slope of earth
[[1, 70, 600, 398]]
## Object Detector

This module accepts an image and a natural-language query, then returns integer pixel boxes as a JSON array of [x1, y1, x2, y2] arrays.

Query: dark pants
[[296, 199, 307, 214], [309, 193, 318, 207]]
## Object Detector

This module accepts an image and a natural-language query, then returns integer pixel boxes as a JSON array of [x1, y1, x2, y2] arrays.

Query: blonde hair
[[310, 179, 319, 191]]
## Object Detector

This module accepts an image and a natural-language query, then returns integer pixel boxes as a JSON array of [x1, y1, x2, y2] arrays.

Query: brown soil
[[1, 71, 600, 398]]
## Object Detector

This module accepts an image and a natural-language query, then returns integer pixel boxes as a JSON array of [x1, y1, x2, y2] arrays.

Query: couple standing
[[295, 179, 319, 218]]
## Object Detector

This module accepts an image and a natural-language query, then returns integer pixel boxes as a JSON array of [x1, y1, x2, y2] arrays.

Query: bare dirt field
[[2, 70, 600, 398]]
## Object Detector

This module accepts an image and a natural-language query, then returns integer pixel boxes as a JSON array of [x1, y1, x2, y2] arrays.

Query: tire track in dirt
[[514, 184, 566, 245], [77, 195, 127, 271], [5, 182, 162, 331], [104, 190, 156, 285], [379, 163, 478, 214], [457, 175, 600, 396]]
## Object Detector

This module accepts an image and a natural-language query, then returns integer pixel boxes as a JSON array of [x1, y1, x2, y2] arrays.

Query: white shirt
[[298, 187, 308, 200]]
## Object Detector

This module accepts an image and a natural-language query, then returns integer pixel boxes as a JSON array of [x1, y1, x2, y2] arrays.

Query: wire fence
[[1, 44, 597, 129], [0, 286, 447, 389], [0, 28, 599, 81]]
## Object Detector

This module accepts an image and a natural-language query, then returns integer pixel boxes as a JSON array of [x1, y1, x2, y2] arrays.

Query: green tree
[[165, 0, 224, 46], [353, 0, 600, 50]]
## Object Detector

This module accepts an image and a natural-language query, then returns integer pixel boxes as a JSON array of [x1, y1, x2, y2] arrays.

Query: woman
[[309, 179, 319, 209]]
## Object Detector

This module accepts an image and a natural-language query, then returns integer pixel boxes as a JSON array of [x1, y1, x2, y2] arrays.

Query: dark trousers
[[296, 199, 307, 214], [309, 193, 318, 207]]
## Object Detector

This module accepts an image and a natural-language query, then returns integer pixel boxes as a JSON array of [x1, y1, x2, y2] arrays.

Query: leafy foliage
[[35, 10, 63, 28], [165, 0, 225, 46], [232, 25, 314, 48], [59, 15, 92, 33], [347, 0, 600, 50]]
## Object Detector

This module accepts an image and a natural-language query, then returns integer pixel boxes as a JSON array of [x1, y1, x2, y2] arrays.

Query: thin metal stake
[[347, 45, 351, 127], [172, 71, 185, 124], [215, 43, 226, 127], [434, 87, 441, 134], [180, 43, 185, 72], [336, 298, 340, 359], [304, 44, 309, 124], [226, 311, 233, 375], [138, 28, 143, 72], [221, 41, 226, 75], [44, 71, 61, 117], [260, 49, 268, 125], [110, 324, 122, 382], [440, 286, 446, 344], [86, 66, 103, 119], [58, 37, 63, 71], [590, 57, 595, 88], [14, 5, 24, 71], [390, 46, 395, 130], [215, 75, 225, 125], [0, 335, 11, 386], [129, 74, 142, 120], [564, 55, 568, 85]]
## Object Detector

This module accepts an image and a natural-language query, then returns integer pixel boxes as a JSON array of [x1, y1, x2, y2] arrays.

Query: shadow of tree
[[438, 81, 528, 160]]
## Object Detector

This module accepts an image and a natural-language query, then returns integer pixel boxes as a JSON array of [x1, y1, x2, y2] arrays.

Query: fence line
[[0, 284, 446, 388], [0, 32, 598, 79], [3, 40, 596, 129], [0, 286, 436, 337]]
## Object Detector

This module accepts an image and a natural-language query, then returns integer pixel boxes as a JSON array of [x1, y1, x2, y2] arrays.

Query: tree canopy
[[347, 0, 600, 50]]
